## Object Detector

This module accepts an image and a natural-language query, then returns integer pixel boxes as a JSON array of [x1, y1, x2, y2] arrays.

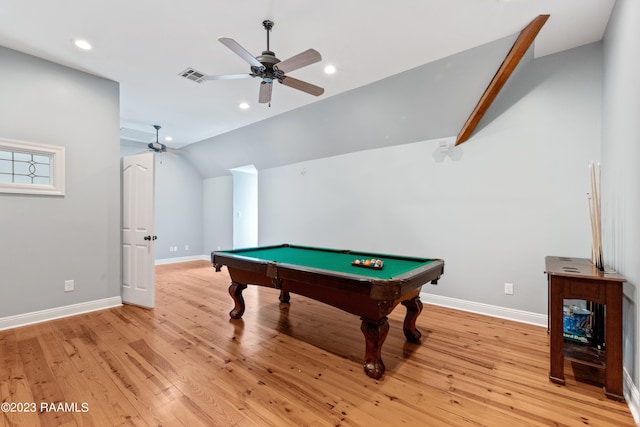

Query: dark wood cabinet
[[545, 256, 625, 401]]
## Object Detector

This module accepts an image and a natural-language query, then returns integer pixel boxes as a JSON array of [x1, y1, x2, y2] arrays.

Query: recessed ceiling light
[[74, 39, 92, 51], [239, 102, 250, 110], [164, 136, 173, 142], [324, 65, 336, 75]]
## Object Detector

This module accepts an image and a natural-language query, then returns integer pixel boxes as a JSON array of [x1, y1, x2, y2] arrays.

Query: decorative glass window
[[0, 138, 65, 195]]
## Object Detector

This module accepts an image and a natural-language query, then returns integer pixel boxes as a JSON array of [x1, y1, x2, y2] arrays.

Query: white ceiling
[[0, 0, 614, 147]]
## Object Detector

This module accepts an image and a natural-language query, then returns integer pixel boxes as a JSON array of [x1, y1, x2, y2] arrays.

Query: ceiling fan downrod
[[262, 20, 274, 52]]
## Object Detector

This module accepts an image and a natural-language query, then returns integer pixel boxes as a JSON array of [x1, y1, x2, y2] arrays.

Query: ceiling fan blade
[[167, 148, 189, 154], [259, 81, 273, 104], [218, 37, 264, 70], [280, 76, 324, 97], [274, 49, 322, 74], [160, 151, 177, 158], [202, 73, 254, 81]]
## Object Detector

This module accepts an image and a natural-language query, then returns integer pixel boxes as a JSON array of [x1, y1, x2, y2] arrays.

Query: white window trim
[[0, 137, 65, 196]]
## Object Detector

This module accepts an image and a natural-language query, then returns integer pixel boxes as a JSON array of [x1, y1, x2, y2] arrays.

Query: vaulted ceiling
[[0, 0, 614, 147]]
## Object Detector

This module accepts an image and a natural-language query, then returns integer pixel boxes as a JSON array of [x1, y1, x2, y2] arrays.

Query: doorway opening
[[230, 165, 258, 248]]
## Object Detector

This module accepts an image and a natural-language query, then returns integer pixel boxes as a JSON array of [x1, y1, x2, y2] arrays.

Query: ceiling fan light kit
[[182, 20, 324, 104]]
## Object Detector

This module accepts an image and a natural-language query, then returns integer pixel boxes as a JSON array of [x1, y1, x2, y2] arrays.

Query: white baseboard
[[624, 368, 640, 425], [0, 296, 122, 331], [421, 292, 548, 327], [155, 254, 209, 265]]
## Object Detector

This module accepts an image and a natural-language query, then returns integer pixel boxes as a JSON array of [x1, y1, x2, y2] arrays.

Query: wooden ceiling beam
[[455, 14, 550, 146]]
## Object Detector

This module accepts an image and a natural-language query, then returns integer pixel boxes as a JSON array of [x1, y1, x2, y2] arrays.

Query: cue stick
[[590, 162, 597, 265], [588, 161, 604, 270], [595, 162, 603, 269], [588, 162, 595, 264], [588, 194, 597, 264]]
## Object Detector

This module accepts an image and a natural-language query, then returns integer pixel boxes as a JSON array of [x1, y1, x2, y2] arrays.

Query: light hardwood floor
[[1, 260, 635, 426]]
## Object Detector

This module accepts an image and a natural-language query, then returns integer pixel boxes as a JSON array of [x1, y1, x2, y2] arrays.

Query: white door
[[121, 152, 155, 308]]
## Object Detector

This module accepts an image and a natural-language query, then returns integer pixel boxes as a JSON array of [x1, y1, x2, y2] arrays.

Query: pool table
[[211, 244, 445, 379]]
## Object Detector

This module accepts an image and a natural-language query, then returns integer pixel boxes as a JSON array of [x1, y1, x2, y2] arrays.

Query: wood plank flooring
[[1, 260, 635, 426]]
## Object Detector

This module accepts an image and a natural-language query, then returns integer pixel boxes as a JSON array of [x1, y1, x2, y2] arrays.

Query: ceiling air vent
[[119, 127, 156, 143], [179, 67, 207, 83]]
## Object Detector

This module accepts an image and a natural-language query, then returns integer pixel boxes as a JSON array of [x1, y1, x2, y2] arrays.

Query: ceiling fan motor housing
[[254, 51, 284, 82], [148, 142, 166, 152]]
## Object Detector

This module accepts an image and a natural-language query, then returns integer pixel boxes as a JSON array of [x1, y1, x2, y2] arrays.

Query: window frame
[[0, 137, 65, 196]]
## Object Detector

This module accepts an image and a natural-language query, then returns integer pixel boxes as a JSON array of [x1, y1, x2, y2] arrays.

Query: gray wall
[[154, 154, 203, 259], [602, 0, 640, 402], [203, 176, 233, 253], [0, 46, 120, 317], [198, 41, 603, 317], [258, 43, 602, 316]]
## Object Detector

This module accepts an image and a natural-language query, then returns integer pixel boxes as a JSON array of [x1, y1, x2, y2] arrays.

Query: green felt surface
[[221, 245, 435, 280]]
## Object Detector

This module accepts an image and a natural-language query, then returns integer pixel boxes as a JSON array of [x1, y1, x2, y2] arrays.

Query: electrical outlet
[[65, 280, 74, 292], [184, 245, 189, 251], [504, 282, 514, 295]]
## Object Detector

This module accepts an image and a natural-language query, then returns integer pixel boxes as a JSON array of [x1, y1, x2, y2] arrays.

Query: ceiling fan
[[147, 125, 189, 157], [187, 20, 324, 104]]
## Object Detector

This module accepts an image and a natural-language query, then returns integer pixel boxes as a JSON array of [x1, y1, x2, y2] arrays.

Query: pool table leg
[[228, 282, 247, 319], [279, 289, 290, 303], [401, 296, 423, 342], [360, 317, 390, 379]]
